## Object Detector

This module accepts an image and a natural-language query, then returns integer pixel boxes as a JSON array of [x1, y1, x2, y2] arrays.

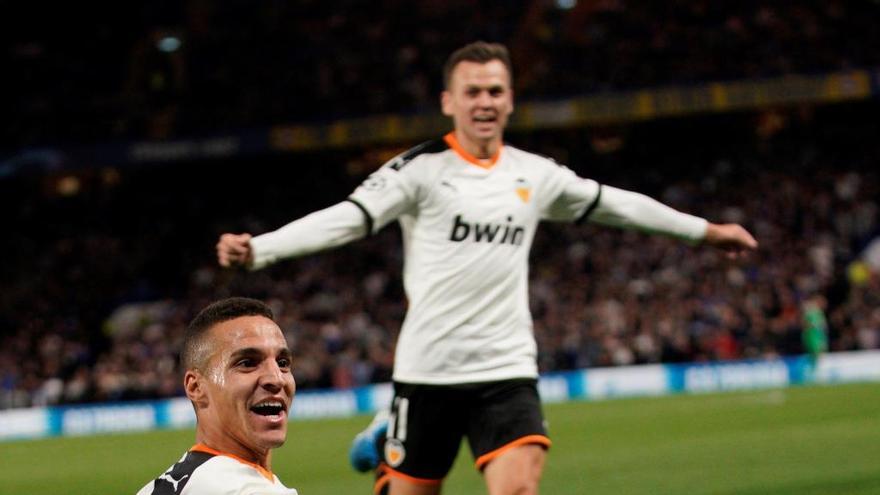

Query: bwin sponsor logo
[[449, 215, 525, 245]]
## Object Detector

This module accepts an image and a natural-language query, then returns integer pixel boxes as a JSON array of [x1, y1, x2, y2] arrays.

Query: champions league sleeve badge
[[361, 175, 387, 192]]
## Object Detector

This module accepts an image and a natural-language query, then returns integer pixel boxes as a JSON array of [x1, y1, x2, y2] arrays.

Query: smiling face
[[441, 59, 514, 158], [186, 315, 295, 464]]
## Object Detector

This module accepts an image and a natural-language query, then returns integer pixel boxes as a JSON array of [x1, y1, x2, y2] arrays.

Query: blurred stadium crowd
[[8, 1, 880, 145], [2, 107, 878, 409], [3, 1, 880, 409]]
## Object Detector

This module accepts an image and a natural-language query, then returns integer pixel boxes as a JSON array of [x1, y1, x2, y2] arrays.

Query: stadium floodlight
[[157, 36, 181, 53]]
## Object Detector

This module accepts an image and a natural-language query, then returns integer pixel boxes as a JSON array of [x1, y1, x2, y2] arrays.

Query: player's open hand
[[704, 223, 758, 260], [216, 233, 254, 268]]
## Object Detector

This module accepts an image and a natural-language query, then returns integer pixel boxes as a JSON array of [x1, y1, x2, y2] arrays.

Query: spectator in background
[[802, 294, 829, 371]]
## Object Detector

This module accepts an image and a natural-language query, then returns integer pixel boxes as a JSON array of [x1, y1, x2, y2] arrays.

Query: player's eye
[[277, 358, 291, 370], [235, 358, 257, 368], [489, 87, 503, 97]]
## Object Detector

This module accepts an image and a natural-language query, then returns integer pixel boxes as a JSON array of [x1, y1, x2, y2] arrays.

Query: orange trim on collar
[[190, 443, 275, 482], [444, 132, 502, 169]]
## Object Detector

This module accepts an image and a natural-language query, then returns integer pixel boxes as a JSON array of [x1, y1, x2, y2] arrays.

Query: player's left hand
[[704, 223, 758, 260]]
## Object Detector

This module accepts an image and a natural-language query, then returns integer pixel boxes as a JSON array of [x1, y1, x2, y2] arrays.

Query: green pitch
[[2, 383, 878, 494]]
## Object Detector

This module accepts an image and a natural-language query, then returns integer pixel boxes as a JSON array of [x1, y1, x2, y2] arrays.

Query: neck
[[192, 442, 276, 483], [195, 428, 271, 470], [454, 129, 501, 159]]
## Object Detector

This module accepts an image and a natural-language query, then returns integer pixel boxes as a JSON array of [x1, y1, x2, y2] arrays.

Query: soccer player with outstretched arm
[[217, 42, 757, 495]]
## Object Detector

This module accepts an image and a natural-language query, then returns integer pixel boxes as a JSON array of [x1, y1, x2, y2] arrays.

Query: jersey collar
[[191, 443, 275, 482], [444, 132, 502, 169]]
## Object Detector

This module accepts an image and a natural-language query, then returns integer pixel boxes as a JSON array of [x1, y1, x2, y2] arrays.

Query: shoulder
[[504, 143, 577, 185], [504, 143, 563, 170], [180, 456, 262, 494], [139, 451, 215, 495], [188, 457, 297, 494], [383, 138, 451, 172], [141, 451, 294, 495]]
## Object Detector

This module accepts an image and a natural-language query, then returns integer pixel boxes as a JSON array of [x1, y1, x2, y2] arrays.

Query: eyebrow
[[229, 346, 292, 361], [466, 84, 505, 90]]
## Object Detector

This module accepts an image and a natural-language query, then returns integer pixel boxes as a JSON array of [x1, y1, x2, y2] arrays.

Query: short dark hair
[[181, 297, 275, 371], [442, 41, 513, 89]]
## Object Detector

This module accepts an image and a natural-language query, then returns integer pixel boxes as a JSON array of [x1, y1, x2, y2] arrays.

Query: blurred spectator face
[[186, 316, 295, 454], [442, 60, 513, 149]]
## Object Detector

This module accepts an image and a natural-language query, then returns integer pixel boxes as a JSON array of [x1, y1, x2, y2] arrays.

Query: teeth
[[252, 401, 285, 415]]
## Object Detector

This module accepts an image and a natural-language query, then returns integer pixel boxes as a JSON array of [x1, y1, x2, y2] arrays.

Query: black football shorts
[[383, 378, 550, 482]]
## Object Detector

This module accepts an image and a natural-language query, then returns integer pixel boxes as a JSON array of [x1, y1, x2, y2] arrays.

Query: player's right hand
[[704, 223, 758, 260], [216, 233, 254, 268]]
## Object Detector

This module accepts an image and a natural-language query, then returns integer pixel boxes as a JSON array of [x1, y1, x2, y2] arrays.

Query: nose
[[259, 361, 289, 393], [475, 89, 493, 108]]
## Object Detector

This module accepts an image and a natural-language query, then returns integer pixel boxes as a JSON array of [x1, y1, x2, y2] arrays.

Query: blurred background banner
[[3, 350, 877, 442], [2, 69, 873, 169]]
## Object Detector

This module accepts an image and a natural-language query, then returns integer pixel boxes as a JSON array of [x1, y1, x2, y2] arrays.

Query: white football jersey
[[136, 445, 298, 495], [349, 133, 603, 384]]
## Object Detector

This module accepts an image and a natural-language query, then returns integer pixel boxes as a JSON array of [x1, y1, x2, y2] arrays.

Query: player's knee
[[489, 474, 539, 495], [510, 477, 540, 495], [484, 445, 545, 495]]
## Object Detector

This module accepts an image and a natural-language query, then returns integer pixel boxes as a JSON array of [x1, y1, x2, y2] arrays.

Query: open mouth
[[250, 400, 286, 417], [473, 115, 497, 123]]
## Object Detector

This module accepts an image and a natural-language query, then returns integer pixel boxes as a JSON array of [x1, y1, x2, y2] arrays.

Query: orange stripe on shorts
[[474, 435, 552, 470], [384, 466, 444, 485]]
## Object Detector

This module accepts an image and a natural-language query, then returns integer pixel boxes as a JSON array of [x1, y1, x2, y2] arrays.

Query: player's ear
[[184, 370, 208, 407], [441, 90, 453, 117]]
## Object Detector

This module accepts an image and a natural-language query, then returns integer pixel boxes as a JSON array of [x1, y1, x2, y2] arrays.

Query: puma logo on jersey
[[449, 215, 525, 245], [158, 472, 189, 492]]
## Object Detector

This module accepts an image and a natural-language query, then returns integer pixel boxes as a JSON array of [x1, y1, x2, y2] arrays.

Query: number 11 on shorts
[[388, 397, 409, 441]]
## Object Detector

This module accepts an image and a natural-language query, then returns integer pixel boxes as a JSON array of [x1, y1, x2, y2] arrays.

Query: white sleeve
[[347, 165, 417, 233], [249, 201, 368, 270], [541, 165, 602, 222], [588, 185, 708, 243]]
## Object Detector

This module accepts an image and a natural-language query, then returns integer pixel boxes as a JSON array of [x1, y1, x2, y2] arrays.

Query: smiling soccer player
[[136, 297, 298, 495]]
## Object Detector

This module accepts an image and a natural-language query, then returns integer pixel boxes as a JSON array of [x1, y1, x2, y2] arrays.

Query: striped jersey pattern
[[136, 448, 298, 495]]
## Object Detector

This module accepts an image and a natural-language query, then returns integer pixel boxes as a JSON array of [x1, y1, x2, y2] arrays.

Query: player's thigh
[[385, 382, 466, 482], [483, 444, 546, 495], [467, 379, 550, 472], [389, 476, 443, 495]]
